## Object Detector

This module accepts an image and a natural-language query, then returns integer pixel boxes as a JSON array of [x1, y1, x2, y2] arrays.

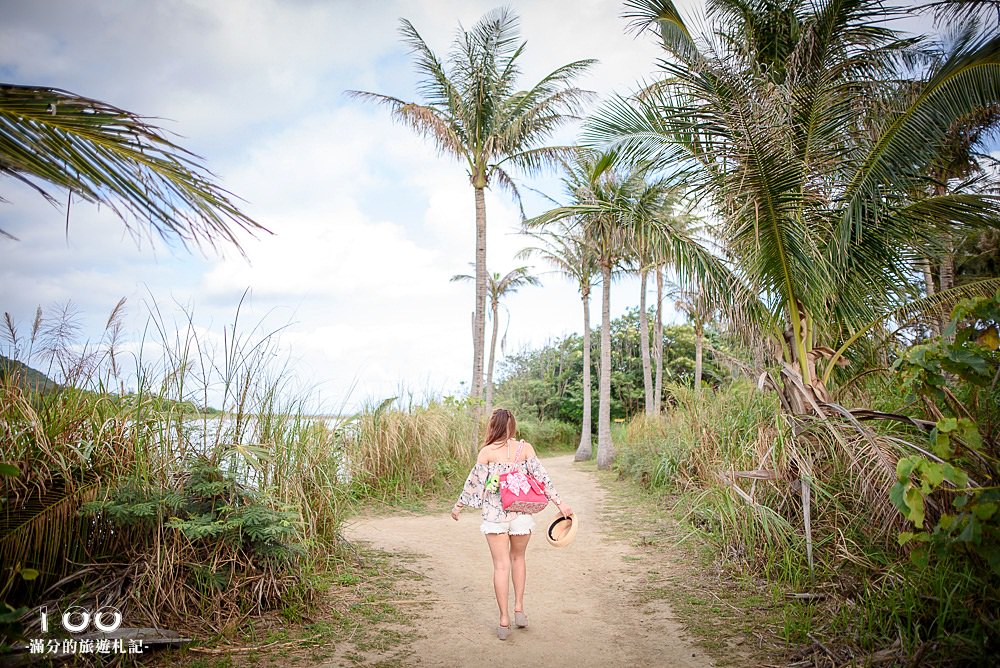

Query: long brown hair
[[482, 408, 516, 447]]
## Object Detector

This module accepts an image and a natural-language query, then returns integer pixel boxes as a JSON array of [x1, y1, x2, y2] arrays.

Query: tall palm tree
[[518, 223, 599, 460], [630, 225, 657, 415], [587, 0, 1000, 413], [452, 265, 540, 413], [349, 9, 594, 415], [629, 192, 692, 414], [673, 281, 712, 395], [526, 149, 737, 468], [0, 84, 264, 248], [653, 264, 665, 414]]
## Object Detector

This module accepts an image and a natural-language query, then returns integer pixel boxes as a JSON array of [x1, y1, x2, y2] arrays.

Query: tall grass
[[341, 397, 476, 503], [614, 379, 998, 661], [0, 297, 349, 639]]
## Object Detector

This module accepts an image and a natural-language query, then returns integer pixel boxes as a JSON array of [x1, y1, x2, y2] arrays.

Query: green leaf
[[924, 462, 946, 488], [936, 417, 958, 433], [19, 568, 39, 581], [890, 481, 909, 513], [943, 347, 990, 377], [898, 531, 914, 545], [905, 487, 925, 528], [0, 462, 20, 477], [985, 545, 1000, 577], [956, 517, 980, 543], [932, 430, 953, 458], [973, 502, 997, 520], [909, 547, 929, 568], [977, 326, 999, 350], [0, 605, 28, 624], [957, 418, 983, 451], [896, 456, 920, 481], [942, 464, 969, 488]]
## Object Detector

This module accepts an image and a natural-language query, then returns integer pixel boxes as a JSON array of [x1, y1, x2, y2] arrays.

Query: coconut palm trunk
[[922, 258, 936, 297], [639, 269, 654, 415], [485, 292, 499, 413], [517, 225, 596, 460], [576, 284, 594, 461], [473, 186, 488, 411], [597, 262, 614, 470], [653, 266, 664, 415], [694, 316, 704, 396]]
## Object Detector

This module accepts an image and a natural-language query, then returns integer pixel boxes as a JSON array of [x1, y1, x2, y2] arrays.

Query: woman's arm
[[525, 455, 573, 518], [452, 463, 487, 520]]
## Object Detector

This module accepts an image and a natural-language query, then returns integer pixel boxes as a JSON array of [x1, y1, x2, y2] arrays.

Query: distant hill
[[0, 356, 225, 413], [0, 355, 60, 393]]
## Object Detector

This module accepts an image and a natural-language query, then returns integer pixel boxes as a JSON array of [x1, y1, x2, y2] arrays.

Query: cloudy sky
[[0, 0, 682, 411], [0, 0, 948, 412]]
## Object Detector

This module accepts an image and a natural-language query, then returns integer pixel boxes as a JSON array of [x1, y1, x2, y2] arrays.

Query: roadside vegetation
[[0, 298, 487, 661]]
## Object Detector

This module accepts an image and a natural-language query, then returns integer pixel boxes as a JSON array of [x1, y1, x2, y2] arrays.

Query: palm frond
[[345, 92, 466, 160], [920, 0, 1000, 32], [839, 32, 1000, 249], [490, 167, 525, 219], [0, 475, 103, 597], [820, 278, 1000, 385], [0, 84, 266, 250], [398, 18, 460, 111], [622, 0, 700, 63]]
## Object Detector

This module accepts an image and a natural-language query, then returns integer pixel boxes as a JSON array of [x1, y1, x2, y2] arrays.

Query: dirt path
[[340, 455, 714, 667]]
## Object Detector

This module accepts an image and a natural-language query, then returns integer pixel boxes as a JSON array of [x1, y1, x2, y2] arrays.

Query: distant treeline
[[493, 307, 728, 425]]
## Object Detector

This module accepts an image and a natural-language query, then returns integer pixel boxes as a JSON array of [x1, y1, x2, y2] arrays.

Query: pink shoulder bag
[[499, 441, 549, 514]]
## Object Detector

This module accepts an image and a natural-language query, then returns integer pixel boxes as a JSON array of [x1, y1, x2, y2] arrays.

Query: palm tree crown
[[451, 265, 540, 412], [527, 149, 734, 467], [588, 0, 1000, 408], [350, 9, 595, 193]]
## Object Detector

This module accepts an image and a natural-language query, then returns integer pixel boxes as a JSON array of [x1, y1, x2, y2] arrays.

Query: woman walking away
[[451, 408, 573, 640]]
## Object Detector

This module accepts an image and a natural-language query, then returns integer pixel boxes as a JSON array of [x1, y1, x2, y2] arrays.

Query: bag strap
[[511, 439, 525, 463]]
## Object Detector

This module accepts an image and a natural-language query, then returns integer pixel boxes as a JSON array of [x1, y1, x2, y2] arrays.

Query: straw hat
[[546, 514, 578, 548]]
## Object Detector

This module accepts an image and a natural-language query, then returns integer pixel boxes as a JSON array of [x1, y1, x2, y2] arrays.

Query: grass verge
[[588, 459, 786, 667]]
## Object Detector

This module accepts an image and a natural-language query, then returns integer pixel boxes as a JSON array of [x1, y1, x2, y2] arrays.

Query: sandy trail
[[341, 455, 714, 667]]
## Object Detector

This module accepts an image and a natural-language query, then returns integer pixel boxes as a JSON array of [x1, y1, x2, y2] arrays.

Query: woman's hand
[[451, 503, 462, 521], [556, 502, 573, 518]]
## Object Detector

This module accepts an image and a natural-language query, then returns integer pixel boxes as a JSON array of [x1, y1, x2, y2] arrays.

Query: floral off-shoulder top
[[456, 452, 562, 523]]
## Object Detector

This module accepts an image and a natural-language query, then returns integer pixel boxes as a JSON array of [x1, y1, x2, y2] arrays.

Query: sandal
[[497, 624, 511, 640], [514, 610, 528, 628]]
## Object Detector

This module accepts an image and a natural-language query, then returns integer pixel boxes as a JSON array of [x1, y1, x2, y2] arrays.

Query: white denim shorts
[[480, 514, 536, 535]]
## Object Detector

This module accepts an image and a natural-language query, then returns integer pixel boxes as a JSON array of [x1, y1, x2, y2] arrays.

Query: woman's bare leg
[[509, 533, 530, 614], [486, 533, 512, 627]]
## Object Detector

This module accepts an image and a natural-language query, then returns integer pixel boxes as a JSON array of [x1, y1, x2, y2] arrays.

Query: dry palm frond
[[0, 475, 103, 600]]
